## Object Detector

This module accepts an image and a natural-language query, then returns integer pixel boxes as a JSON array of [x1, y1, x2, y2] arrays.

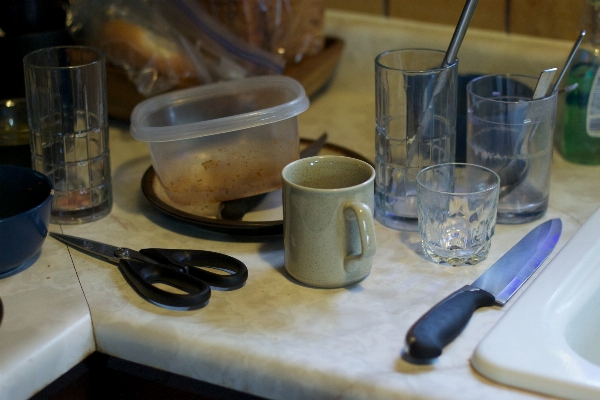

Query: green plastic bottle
[[561, 0, 600, 164]]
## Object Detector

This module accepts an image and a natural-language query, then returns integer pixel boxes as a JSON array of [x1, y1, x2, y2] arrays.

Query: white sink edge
[[472, 206, 600, 400]]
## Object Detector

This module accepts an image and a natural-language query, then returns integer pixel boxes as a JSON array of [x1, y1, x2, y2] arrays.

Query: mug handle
[[343, 202, 376, 273]]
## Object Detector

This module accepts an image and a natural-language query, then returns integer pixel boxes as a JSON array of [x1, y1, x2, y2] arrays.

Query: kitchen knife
[[220, 133, 328, 220], [404, 218, 562, 362]]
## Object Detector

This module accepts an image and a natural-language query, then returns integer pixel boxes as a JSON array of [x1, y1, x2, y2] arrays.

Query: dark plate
[[141, 139, 372, 236]]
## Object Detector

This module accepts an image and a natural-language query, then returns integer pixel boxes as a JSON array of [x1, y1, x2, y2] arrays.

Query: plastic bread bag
[[158, 0, 286, 77], [67, 0, 285, 97], [197, 0, 326, 64]]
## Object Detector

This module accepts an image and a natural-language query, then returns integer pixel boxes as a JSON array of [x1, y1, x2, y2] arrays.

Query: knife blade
[[220, 133, 328, 220], [404, 218, 562, 362]]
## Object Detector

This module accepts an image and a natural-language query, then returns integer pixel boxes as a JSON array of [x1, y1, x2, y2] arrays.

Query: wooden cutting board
[[106, 37, 345, 121]]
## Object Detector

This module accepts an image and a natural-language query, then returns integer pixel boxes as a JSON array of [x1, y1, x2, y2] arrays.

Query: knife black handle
[[405, 285, 495, 361]]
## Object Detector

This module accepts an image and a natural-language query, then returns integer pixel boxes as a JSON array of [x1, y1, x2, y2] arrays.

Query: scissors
[[49, 233, 248, 311]]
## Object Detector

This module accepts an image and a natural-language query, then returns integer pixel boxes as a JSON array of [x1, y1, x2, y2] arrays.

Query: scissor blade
[[49, 233, 123, 263]]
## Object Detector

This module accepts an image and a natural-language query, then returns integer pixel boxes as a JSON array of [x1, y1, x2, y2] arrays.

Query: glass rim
[[416, 162, 500, 195], [466, 73, 558, 104], [23, 45, 105, 70], [375, 48, 458, 73]]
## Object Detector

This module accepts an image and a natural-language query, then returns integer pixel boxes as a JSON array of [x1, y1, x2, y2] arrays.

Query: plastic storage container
[[130, 75, 309, 205]]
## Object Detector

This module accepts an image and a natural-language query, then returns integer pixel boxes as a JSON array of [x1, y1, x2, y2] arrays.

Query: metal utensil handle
[[407, 0, 479, 168], [551, 29, 586, 95], [443, 0, 480, 67]]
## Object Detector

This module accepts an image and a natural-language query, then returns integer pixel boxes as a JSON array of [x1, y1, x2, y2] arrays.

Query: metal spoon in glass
[[497, 29, 586, 198], [495, 68, 556, 198]]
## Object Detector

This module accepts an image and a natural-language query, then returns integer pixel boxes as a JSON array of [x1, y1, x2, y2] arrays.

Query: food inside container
[[130, 75, 309, 206]]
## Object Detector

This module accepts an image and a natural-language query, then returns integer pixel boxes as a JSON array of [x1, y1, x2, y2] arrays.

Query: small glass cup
[[417, 163, 500, 266]]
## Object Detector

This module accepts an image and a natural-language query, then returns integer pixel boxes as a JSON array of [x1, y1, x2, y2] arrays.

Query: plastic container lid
[[130, 75, 309, 142]]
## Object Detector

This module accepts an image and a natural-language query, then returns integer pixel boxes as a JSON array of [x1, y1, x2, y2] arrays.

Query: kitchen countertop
[[1, 10, 599, 400]]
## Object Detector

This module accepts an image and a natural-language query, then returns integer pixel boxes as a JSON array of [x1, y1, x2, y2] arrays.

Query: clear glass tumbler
[[417, 163, 500, 266], [466, 74, 557, 224], [375, 49, 457, 232], [24, 46, 112, 224]]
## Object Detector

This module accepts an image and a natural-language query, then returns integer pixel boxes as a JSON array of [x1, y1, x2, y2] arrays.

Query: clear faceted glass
[[417, 163, 500, 266]]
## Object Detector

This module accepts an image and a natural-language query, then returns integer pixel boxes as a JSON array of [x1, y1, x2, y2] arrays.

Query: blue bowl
[[0, 165, 53, 275]]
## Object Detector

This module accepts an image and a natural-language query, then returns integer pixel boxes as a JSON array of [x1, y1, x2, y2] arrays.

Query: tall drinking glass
[[24, 46, 112, 224], [466, 74, 557, 224], [375, 49, 457, 231]]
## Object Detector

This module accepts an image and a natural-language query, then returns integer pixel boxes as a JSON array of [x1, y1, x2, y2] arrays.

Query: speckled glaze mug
[[282, 156, 377, 288]]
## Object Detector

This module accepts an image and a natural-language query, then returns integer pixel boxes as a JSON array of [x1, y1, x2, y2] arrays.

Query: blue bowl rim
[[0, 165, 54, 223]]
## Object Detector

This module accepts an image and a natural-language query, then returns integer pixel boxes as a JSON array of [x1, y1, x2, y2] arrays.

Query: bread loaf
[[97, 18, 201, 89]]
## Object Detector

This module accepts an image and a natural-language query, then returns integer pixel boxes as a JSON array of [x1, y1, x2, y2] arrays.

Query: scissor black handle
[[118, 259, 211, 311], [139, 248, 248, 290]]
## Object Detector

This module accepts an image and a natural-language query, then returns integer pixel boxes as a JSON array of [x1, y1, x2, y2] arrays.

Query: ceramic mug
[[282, 155, 377, 288]]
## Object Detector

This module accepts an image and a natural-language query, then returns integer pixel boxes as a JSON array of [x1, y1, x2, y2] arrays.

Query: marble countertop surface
[[2, 10, 599, 400], [0, 232, 94, 400]]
